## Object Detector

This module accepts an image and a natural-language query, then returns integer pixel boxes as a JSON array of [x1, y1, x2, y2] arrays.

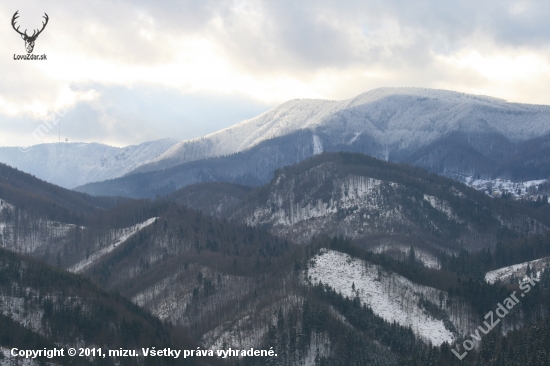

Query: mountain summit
[[135, 87, 550, 176], [75, 88, 550, 198]]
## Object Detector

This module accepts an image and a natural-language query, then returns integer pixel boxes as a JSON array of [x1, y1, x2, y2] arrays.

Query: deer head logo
[[12, 11, 49, 54]]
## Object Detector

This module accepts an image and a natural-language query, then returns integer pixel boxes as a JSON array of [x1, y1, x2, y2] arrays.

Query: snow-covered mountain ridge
[[135, 87, 550, 174], [74, 87, 550, 198], [0, 139, 178, 189]]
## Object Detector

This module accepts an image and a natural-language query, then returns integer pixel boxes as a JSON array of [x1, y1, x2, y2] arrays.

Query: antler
[[32, 13, 49, 38], [11, 11, 27, 37], [11, 11, 49, 39]]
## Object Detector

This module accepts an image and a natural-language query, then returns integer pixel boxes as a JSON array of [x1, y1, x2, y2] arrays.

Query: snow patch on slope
[[485, 256, 550, 284], [348, 132, 361, 144], [312, 134, 323, 155], [468, 178, 546, 197], [306, 249, 455, 345], [423, 194, 457, 220], [0, 200, 14, 211], [69, 218, 157, 273], [202, 295, 301, 352], [133, 263, 257, 336], [202, 314, 268, 351]]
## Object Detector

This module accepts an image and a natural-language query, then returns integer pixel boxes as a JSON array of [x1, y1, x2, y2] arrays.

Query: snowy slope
[[306, 249, 475, 346], [136, 88, 550, 173], [69, 217, 157, 273], [0, 139, 177, 189], [136, 99, 340, 171], [237, 173, 398, 243], [1, 197, 159, 271], [230, 156, 549, 247], [485, 256, 550, 284], [248, 175, 384, 226], [465, 177, 548, 199]]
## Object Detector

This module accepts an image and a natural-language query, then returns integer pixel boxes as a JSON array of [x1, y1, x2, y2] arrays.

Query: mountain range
[[0, 139, 177, 189], [138, 87, 550, 174], [2, 87, 550, 365], [74, 87, 550, 198], [2, 88, 550, 197]]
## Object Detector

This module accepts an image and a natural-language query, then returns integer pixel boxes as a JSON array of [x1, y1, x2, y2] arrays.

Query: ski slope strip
[[69, 218, 157, 273], [306, 249, 456, 345]]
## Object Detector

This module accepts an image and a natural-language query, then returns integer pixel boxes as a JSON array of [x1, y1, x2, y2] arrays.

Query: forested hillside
[[0, 162, 129, 222], [0, 247, 215, 366], [2, 155, 550, 365], [167, 153, 550, 254]]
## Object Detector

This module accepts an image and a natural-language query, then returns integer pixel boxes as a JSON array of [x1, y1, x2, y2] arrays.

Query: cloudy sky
[[1, 0, 550, 147]]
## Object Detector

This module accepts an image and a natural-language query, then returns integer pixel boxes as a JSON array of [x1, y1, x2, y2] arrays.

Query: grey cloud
[[210, 0, 550, 73], [6, 0, 550, 73], [202, 1, 358, 74], [248, 1, 355, 69]]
